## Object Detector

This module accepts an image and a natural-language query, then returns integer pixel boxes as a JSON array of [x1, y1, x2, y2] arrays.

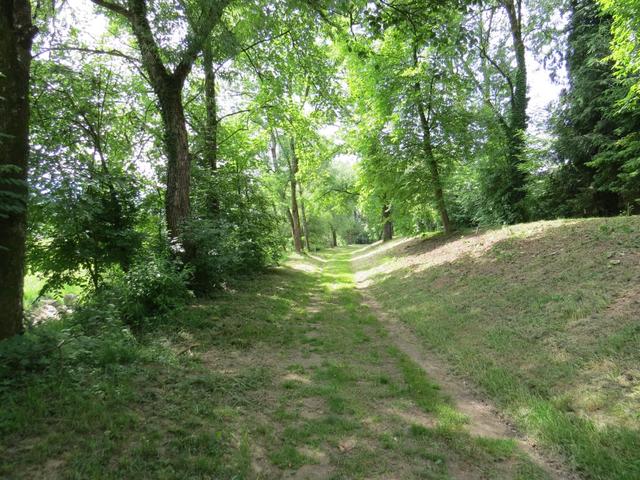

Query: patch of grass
[[269, 445, 309, 469], [23, 273, 84, 307]]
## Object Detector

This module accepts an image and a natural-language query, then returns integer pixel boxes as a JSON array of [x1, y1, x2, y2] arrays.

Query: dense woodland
[[0, 0, 639, 340]]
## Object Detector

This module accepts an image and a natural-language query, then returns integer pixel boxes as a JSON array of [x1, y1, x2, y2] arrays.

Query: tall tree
[[288, 138, 304, 253], [547, 0, 640, 215], [90, 0, 229, 242], [344, 2, 466, 235], [0, 0, 37, 340], [469, 0, 529, 222], [412, 41, 453, 233]]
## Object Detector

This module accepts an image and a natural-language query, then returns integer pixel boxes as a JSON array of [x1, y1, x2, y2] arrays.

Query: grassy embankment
[[353, 216, 640, 480]]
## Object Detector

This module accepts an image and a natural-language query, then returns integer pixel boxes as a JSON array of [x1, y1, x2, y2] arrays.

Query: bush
[[0, 250, 191, 387], [113, 252, 194, 326], [0, 303, 138, 388], [183, 210, 285, 294]]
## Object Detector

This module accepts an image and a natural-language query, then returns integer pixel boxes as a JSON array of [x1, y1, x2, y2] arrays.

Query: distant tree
[[464, 0, 531, 223], [345, 2, 470, 235]]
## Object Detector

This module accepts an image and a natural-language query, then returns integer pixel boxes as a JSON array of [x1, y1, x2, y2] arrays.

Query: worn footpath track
[[351, 253, 580, 480]]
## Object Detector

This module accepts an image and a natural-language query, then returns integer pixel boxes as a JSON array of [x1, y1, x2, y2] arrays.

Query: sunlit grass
[[23, 273, 84, 307]]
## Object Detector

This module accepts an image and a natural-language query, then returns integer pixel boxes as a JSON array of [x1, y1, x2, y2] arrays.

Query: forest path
[[352, 262, 579, 480], [3, 247, 567, 480]]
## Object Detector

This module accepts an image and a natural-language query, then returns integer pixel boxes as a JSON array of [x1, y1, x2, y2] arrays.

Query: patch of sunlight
[[351, 237, 414, 263], [288, 261, 320, 273], [321, 280, 347, 291], [565, 358, 640, 428], [353, 220, 570, 287], [306, 253, 328, 263], [282, 373, 311, 384], [350, 242, 381, 256]]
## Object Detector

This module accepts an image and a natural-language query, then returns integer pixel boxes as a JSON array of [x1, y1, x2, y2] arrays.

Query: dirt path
[[355, 283, 580, 480]]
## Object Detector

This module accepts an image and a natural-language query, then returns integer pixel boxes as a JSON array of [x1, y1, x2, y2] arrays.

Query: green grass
[[354, 216, 640, 480], [23, 273, 83, 306], [1, 248, 549, 479]]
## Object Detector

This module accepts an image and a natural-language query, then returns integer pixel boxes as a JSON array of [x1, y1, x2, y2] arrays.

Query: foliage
[[28, 169, 143, 292], [27, 58, 148, 292], [543, 0, 640, 217], [110, 251, 194, 326], [600, 0, 640, 104], [183, 210, 285, 294]]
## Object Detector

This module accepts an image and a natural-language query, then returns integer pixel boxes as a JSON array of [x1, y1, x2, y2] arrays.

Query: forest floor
[[2, 216, 639, 479]]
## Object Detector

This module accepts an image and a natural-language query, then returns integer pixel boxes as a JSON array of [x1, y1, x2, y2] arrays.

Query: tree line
[[1, 0, 638, 340]]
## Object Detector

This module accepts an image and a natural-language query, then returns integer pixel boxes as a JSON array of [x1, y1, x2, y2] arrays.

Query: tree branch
[[90, 0, 130, 18], [35, 46, 139, 64], [173, 0, 231, 82], [478, 45, 515, 103]]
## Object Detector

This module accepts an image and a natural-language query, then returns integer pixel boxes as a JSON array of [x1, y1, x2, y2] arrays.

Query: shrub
[[113, 252, 194, 326], [183, 211, 285, 294]]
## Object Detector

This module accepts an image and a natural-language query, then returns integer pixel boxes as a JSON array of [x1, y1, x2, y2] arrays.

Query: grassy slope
[[2, 249, 548, 479], [353, 216, 640, 480]]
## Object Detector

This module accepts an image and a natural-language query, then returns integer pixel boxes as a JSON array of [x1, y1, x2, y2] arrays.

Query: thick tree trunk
[[298, 182, 311, 251], [91, 0, 227, 242], [203, 42, 219, 213], [330, 224, 337, 248], [502, 0, 528, 221], [157, 85, 191, 241], [126, 0, 192, 241], [0, 0, 35, 340], [382, 204, 393, 242], [288, 138, 304, 253]]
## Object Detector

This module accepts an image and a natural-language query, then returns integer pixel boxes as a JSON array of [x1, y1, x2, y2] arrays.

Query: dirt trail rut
[[356, 286, 580, 480]]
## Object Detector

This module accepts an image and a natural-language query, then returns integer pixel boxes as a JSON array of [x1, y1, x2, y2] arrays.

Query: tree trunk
[[203, 42, 219, 213], [502, 0, 528, 222], [288, 138, 304, 253], [285, 207, 297, 247], [413, 46, 452, 234], [382, 204, 393, 242], [415, 92, 451, 234], [0, 0, 35, 340], [330, 224, 337, 248], [157, 85, 191, 241], [298, 182, 311, 251], [290, 181, 304, 252]]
